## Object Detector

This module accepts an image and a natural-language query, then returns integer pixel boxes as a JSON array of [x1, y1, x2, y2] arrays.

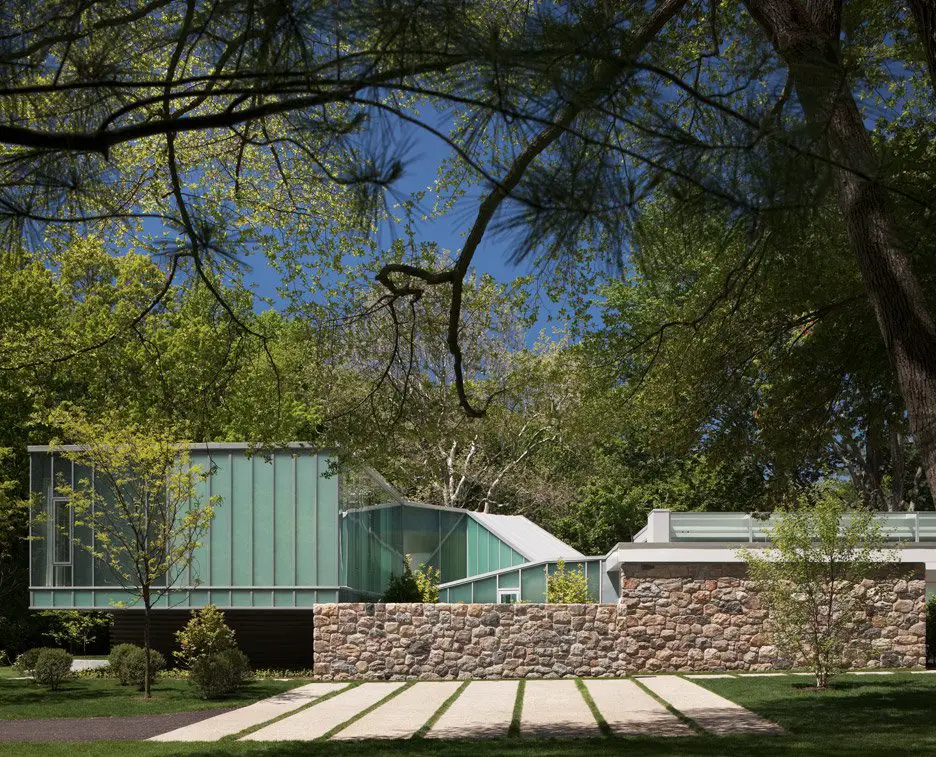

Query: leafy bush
[[174, 604, 237, 669], [190, 648, 253, 699], [39, 610, 112, 653], [108, 643, 141, 685], [13, 647, 52, 675], [414, 562, 440, 603], [546, 560, 593, 604], [381, 558, 423, 602], [33, 648, 73, 690], [382, 556, 439, 602], [119, 646, 166, 690]]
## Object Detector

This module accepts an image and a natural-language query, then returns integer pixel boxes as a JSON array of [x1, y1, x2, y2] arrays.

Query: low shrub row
[[12, 606, 256, 699]]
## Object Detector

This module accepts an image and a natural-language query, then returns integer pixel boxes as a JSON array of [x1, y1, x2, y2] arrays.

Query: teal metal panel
[[251, 455, 274, 586], [497, 570, 519, 589], [31, 591, 52, 608], [521, 565, 547, 602], [231, 589, 252, 605], [273, 453, 294, 586], [295, 452, 318, 585], [315, 455, 339, 584], [274, 589, 294, 607], [210, 453, 233, 586], [231, 452, 253, 586], [448, 583, 472, 602], [472, 576, 497, 602]]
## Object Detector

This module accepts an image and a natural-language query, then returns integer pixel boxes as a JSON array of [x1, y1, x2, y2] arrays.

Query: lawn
[[1, 673, 934, 755], [0, 668, 310, 719]]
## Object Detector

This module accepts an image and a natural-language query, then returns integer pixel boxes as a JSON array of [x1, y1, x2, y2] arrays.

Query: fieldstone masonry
[[311, 562, 927, 679]]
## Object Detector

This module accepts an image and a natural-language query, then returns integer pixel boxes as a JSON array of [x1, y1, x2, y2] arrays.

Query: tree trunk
[[747, 0, 936, 503], [909, 0, 936, 95], [143, 591, 152, 699]]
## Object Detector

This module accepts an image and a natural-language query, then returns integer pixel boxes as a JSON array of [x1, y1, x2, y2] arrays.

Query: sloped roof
[[468, 511, 585, 563]]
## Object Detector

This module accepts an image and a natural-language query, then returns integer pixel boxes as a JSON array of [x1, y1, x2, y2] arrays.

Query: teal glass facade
[[29, 444, 610, 609]]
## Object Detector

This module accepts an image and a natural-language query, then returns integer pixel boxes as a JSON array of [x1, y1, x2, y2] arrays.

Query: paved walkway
[[520, 680, 601, 739], [426, 680, 518, 739], [32, 674, 786, 743], [584, 679, 690, 736], [149, 682, 349, 741], [241, 682, 404, 741], [332, 682, 461, 740], [639, 675, 785, 735]]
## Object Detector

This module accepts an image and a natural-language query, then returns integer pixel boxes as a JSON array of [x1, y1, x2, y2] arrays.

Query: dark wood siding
[[111, 610, 314, 668]]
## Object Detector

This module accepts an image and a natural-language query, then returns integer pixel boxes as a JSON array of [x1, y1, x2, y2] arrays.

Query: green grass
[[0, 668, 311, 719], [2, 673, 934, 755]]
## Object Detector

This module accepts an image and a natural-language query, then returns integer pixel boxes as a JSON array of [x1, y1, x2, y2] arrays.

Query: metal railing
[[667, 511, 936, 543]]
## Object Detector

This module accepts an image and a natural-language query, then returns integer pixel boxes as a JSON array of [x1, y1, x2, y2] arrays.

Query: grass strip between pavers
[[317, 681, 415, 741], [631, 676, 706, 736], [225, 682, 359, 741], [412, 680, 470, 739], [507, 679, 524, 738], [574, 678, 611, 738]]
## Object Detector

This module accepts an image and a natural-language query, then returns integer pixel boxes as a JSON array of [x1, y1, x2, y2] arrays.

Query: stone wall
[[311, 564, 927, 679], [619, 563, 927, 672]]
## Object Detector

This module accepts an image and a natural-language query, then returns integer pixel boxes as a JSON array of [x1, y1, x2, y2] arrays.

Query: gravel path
[[0, 708, 235, 742]]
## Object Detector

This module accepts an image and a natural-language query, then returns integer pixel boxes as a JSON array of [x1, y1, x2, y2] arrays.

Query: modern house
[[29, 441, 932, 667], [27, 443, 615, 664]]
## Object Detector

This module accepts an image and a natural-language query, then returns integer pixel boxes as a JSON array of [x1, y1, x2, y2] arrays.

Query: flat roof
[[28, 442, 328, 452]]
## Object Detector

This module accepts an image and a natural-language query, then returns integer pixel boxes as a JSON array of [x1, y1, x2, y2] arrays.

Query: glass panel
[[498, 590, 519, 604], [53, 499, 71, 565], [472, 576, 497, 603], [918, 513, 936, 541], [521, 565, 547, 602], [497, 570, 519, 589]]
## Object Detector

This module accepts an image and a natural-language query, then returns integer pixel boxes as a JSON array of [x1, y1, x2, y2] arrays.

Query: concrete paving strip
[[639, 676, 785, 736], [685, 674, 736, 679], [584, 679, 691, 736], [426, 680, 519, 740], [241, 682, 404, 741], [520, 680, 601, 739], [738, 673, 789, 677], [331, 681, 461, 740], [911, 670, 936, 674], [850, 671, 894, 676], [151, 683, 350, 741]]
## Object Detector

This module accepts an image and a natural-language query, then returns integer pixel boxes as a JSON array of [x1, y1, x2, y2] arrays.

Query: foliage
[[107, 644, 141, 685], [46, 407, 216, 697], [545, 560, 593, 604], [32, 648, 73, 690], [39, 611, 112, 654], [117, 646, 166, 691], [174, 605, 237, 670], [414, 563, 441, 604], [14, 647, 53, 675], [740, 490, 895, 689], [189, 649, 253, 699], [380, 559, 424, 603]]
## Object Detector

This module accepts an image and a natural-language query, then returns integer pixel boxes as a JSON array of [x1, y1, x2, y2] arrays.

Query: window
[[52, 498, 72, 566], [498, 589, 519, 604]]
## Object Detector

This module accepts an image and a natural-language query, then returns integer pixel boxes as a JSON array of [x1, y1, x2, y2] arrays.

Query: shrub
[[414, 562, 440, 603], [381, 559, 422, 602], [33, 648, 73, 690], [14, 647, 53, 675], [108, 643, 141, 685], [546, 560, 593, 603], [120, 646, 166, 690], [190, 648, 253, 699], [174, 604, 237, 669]]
